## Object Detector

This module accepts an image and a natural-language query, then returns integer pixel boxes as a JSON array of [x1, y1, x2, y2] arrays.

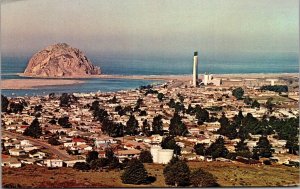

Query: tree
[[142, 120, 151, 137], [126, 115, 139, 136], [90, 158, 110, 170], [86, 151, 99, 164], [49, 93, 56, 99], [1, 95, 9, 112], [235, 140, 252, 158], [139, 150, 153, 163], [121, 159, 150, 185], [48, 137, 61, 146], [57, 116, 72, 128], [194, 143, 206, 156], [196, 108, 209, 124], [108, 96, 118, 103], [60, 93, 77, 107], [157, 93, 164, 102], [167, 98, 176, 108], [161, 136, 181, 155], [163, 158, 190, 186], [73, 162, 90, 171], [190, 168, 217, 187], [105, 148, 121, 169], [232, 87, 244, 100], [90, 100, 100, 111], [253, 136, 274, 158], [206, 137, 228, 159], [266, 98, 274, 113], [169, 113, 188, 136], [152, 115, 163, 135], [177, 93, 185, 103], [251, 100, 260, 109], [23, 118, 42, 138]]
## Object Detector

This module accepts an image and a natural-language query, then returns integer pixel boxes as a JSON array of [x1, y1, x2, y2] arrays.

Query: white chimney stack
[[193, 51, 198, 87]]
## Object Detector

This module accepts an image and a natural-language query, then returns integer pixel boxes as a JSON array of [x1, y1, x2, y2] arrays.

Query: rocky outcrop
[[24, 43, 101, 77]]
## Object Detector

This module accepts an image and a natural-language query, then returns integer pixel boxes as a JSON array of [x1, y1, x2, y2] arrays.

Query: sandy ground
[[1, 79, 84, 89]]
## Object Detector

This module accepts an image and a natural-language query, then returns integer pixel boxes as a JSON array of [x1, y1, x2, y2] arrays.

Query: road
[[3, 130, 73, 160]]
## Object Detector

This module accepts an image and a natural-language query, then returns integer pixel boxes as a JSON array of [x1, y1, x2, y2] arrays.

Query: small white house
[[9, 149, 26, 156], [45, 159, 63, 168]]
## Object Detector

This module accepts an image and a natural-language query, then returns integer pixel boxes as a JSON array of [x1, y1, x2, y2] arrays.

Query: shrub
[[190, 168, 218, 187]]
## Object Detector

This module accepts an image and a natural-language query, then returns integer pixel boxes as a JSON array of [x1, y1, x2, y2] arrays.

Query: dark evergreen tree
[[163, 159, 190, 186], [161, 136, 181, 155], [196, 108, 209, 124], [139, 150, 153, 163], [152, 115, 163, 135], [23, 118, 42, 138], [59, 93, 77, 107], [1, 95, 9, 112], [194, 143, 206, 156], [73, 162, 90, 171], [167, 98, 176, 108], [190, 168, 218, 187], [235, 140, 252, 158], [48, 137, 61, 146], [251, 100, 260, 109], [90, 158, 110, 170], [206, 137, 229, 159], [57, 116, 72, 128], [86, 151, 99, 164], [253, 136, 274, 158], [121, 159, 149, 185], [169, 112, 188, 136], [232, 87, 244, 100], [142, 120, 151, 137], [126, 114, 139, 136], [157, 93, 164, 102]]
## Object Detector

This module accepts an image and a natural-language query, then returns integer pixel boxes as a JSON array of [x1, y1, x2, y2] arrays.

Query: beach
[[1, 79, 85, 90]]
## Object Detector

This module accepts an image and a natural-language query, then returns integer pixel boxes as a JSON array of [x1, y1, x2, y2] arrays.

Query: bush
[[121, 159, 150, 185], [73, 162, 90, 171], [190, 168, 218, 187], [90, 158, 110, 170], [263, 160, 272, 165]]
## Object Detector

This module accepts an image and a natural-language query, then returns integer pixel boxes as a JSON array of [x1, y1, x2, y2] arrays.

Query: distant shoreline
[[1, 79, 85, 90], [1, 72, 298, 90]]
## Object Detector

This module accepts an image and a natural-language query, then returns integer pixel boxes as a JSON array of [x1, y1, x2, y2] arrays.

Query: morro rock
[[24, 43, 101, 77]]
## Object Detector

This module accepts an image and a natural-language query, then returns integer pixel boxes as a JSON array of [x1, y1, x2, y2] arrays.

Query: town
[[1, 73, 299, 186]]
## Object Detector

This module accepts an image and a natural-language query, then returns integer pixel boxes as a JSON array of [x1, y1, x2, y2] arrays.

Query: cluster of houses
[[1, 77, 299, 168]]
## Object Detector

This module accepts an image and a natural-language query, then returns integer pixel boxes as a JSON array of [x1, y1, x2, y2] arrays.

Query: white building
[[45, 159, 64, 168]]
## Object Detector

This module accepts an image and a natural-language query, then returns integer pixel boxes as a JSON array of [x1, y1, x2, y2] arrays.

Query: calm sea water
[[1, 54, 298, 96]]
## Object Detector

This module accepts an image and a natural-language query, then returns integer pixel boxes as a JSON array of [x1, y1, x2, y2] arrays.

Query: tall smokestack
[[193, 51, 198, 87]]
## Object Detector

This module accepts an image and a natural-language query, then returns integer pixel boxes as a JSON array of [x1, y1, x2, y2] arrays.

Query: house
[[64, 159, 86, 167], [2, 155, 22, 168], [20, 158, 36, 165], [116, 149, 141, 161], [9, 149, 26, 156], [29, 151, 47, 159], [20, 140, 31, 147], [44, 159, 63, 168]]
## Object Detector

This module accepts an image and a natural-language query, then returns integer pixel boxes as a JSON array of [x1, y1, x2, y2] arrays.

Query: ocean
[[1, 54, 298, 97]]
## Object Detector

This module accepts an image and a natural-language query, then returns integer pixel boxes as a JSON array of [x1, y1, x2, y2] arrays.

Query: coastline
[[1, 79, 85, 90], [1, 72, 298, 90]]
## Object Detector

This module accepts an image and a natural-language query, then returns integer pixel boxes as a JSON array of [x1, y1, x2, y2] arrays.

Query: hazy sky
[[1, 0, 299, 58]]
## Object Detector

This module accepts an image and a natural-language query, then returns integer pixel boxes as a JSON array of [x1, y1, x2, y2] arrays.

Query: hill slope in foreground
[[23, 43, 101, 77], [2, 162, 299, 187]]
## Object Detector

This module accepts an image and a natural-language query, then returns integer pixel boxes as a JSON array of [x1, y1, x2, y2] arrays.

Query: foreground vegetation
[[2, 161, 299, 188]]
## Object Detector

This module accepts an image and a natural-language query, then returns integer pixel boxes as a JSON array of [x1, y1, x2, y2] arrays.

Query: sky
[[1, 0, 299, 58]]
